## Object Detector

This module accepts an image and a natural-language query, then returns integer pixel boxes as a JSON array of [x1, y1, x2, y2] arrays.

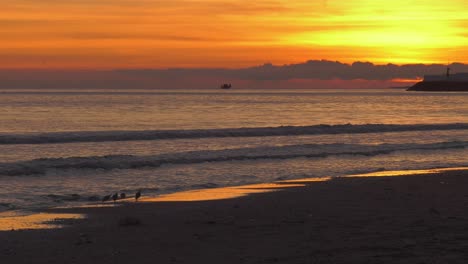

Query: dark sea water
[[1, 88, 468, 212]]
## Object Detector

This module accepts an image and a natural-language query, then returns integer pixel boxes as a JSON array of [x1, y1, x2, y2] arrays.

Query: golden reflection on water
[[0, 212, 84, 231]]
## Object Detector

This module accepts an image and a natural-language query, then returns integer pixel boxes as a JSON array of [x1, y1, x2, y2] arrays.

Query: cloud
[[120, 60, 468, 81], [2, 60, 468, 89]]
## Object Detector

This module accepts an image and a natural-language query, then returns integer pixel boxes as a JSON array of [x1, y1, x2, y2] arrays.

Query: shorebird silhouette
[[112, 192, 119, 203], [120, 193, 126, 199], [135, 190, 141, 201], [102, 194, 111, 203]]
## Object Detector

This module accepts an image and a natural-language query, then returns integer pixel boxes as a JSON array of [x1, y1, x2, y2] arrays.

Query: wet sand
[[2, 169, 468, 263]]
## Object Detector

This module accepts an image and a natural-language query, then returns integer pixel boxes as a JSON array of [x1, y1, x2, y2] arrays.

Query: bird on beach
[[135, 190, 141, 201], [120, 193, 126, 199], [112, 192, 119, 203], [102, 194, 111, 203]]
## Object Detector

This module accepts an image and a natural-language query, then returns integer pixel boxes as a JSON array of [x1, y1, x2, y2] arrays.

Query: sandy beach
[[2, 168, 468, 263]]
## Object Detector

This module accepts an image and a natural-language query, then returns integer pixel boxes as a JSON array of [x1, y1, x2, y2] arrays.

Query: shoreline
[[3, 167, 468, 263], [0, 167, 468, 226], [1, 166, 468, 231], [2, 166, 467, 230]]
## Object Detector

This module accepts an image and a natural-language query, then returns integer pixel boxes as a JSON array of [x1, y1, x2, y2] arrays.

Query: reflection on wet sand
[[0, 212, 84, 231], [349, 167, 468, 177], [144, 182, 310, 202]]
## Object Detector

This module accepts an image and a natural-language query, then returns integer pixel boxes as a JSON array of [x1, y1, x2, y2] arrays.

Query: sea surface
[[1, 88, 468, 212]]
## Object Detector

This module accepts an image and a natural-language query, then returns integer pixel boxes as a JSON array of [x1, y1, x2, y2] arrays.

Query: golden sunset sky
[[2, 0, 467, 69]]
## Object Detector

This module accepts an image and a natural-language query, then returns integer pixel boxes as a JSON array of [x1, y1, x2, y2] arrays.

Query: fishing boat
[[220, 83, 232, 89]]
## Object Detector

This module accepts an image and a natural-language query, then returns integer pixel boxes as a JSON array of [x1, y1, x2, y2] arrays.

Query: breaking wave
[[1, 141, 466, 176], [1, 123, 468, 145]]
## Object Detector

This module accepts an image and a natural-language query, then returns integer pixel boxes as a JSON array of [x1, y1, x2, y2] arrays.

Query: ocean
[[1, 88, 468, 212]]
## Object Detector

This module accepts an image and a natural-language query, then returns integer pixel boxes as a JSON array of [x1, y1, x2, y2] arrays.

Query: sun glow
[[282, 1, 467, 64]]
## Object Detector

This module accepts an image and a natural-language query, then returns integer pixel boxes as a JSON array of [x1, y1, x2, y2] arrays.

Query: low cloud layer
[[1, 60, 468, 89], [121, 60, 468, 81]]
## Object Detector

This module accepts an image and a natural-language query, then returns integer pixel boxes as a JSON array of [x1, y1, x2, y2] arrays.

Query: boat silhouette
[[220, 83, 232, 89]]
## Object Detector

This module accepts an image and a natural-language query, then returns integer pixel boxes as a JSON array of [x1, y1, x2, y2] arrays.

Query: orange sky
[[1, 0, 467, 69]]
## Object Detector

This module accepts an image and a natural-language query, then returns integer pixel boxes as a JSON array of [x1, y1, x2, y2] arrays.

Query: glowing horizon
[[1, 0, 467, 69]]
